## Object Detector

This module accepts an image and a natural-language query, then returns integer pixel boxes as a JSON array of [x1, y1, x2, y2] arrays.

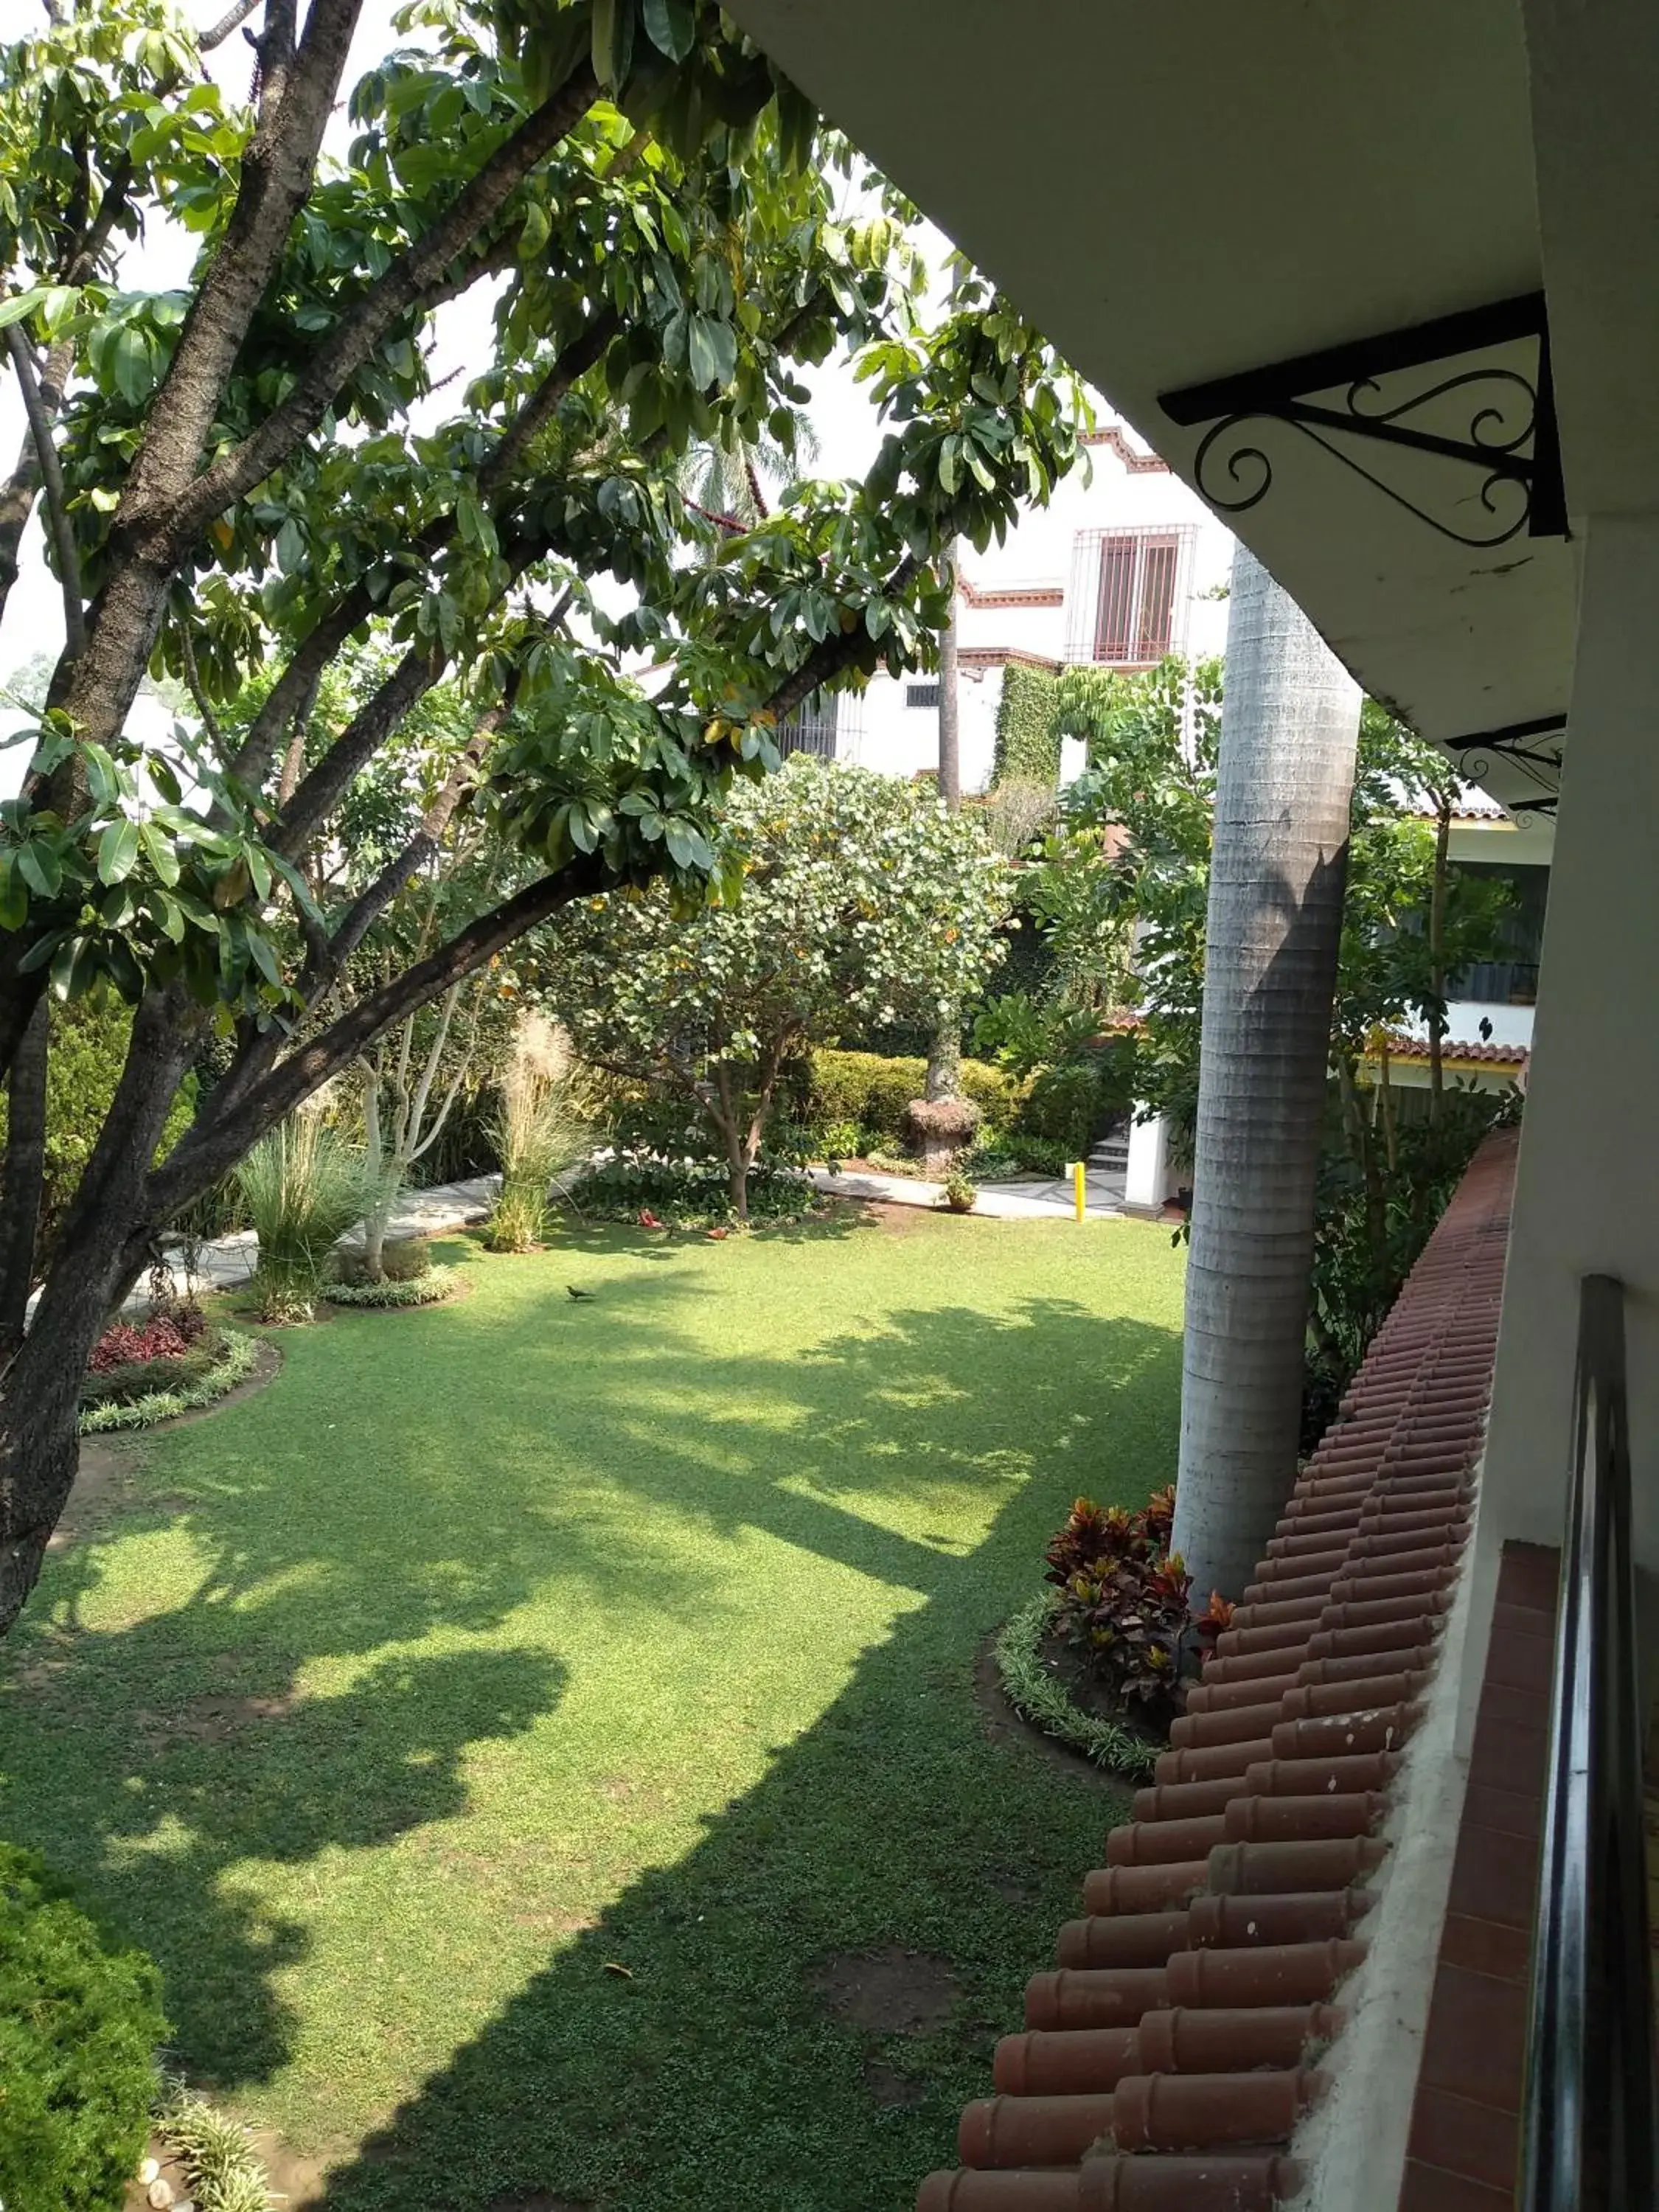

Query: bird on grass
[[566, 1285, 597, 1301], [638, 1208, 665, 1230]]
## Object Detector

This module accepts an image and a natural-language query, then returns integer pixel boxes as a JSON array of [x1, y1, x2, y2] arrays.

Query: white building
[[822, 420, 1235, 790]]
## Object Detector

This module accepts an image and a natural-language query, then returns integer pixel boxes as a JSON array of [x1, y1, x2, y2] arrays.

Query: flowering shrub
[[1043, 1488, 1194, 1730], [87, 1307, 206, 1374]]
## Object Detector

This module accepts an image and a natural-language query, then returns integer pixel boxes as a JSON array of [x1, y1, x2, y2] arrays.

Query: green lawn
[[0, 1208, 1183, 2212]]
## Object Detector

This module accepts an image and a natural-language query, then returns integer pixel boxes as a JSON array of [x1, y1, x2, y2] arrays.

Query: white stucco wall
[[843, 422, 1237, 788]]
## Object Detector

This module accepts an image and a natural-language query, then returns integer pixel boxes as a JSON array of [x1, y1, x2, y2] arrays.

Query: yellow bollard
[[1072, 1159, 1087, 1222]]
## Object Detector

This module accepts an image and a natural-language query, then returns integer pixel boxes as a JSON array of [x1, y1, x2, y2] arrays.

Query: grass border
[[323, 1264, 459, 1310], [993, 1590, 1160, 1781], [78, 1329, 260, 1436]]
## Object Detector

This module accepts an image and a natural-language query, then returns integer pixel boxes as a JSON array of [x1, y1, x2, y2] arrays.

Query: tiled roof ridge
[[916, 1127, 1520, 2211]]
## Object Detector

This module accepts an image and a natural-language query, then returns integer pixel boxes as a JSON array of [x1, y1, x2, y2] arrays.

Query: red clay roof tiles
[[915, 1129, 1519, 2211]]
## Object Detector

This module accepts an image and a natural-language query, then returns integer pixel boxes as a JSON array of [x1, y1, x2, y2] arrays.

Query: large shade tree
[[0, 0, 1083, 1632]]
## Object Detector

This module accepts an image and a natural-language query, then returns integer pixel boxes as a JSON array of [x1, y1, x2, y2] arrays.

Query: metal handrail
[[1520, 1273, 1658, 2211]]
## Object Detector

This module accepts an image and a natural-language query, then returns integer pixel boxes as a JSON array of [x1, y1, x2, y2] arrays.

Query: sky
[[0, 0, 919, 716]]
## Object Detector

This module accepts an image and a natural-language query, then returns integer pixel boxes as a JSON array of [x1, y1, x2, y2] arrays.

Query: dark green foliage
[[1042, 1489, 1191, 1730], [0, 1843, 167, 2212], [1303, 1085, 1517, 1449], [578, 1157, 819, 1228], [806, 1048, 1025, 1151], [991, 663, 1061, 785], [1019, 1049, 1134, 1159]]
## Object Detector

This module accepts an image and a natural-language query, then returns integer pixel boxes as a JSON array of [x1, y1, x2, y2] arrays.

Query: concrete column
[[1481, 514, 1659, 1572], [1123, 1109, 1169, 1211]]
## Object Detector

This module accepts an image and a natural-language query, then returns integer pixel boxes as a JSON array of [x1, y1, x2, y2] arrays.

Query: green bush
[[807, 1050, 1026, 1152], [324, 1267, 456, 1309], [991, 662, 1061, 786], [0, 1003, 195, 1271], [580, 1158, 818, 1228], [0, 1843, 167, 2212]]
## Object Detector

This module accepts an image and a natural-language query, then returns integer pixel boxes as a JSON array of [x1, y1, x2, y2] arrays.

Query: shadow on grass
[[0, 1229, 1180, 2209]]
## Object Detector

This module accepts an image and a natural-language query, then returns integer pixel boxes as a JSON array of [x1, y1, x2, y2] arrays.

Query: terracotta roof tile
[[914, 1129, 1519, 2211]]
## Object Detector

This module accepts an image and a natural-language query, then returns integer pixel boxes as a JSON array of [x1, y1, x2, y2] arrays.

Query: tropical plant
[[234, 1113, 383, 1321], [0, 1843, 167, 2212], [538, 759, 1012, 1217], [0, 0, 1087, 1630], [481, 1017, 589, 1251], [1042, 1489, 1192, 1732], [939, 1168, 976, 1214]]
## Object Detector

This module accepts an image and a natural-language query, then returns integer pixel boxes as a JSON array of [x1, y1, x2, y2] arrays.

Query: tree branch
[[4, 330, 84, 661], [146, 851, 610, 1220], [223, 302, 615, 799], [111, 0, 363, 548], [159, 60, 602, 552], [175, 625, 223, 754], [198, 0, 262, 50]]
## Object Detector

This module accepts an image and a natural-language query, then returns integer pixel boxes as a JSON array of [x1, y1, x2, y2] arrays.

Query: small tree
[[540, 757, 1011, 1216]]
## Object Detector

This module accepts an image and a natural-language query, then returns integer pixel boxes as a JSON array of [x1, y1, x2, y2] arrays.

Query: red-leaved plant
[[88, 1307, 206, 1374], [1043, 1489, 1214, 1731]]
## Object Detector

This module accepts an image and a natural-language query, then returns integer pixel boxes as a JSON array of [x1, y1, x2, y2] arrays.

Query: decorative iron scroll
[[1441, 712, 1566, 817], [1161, 296, 1567, 552]]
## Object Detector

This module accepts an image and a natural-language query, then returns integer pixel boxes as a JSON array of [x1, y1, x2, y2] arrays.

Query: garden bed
[[323, 1265, 461, 1311], [992, 1592, 1162, 1781], [77, 1315, 263, 1437]]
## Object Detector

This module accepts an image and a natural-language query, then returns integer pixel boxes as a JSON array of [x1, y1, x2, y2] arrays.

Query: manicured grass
[[0, 1208, 1184, 2211]]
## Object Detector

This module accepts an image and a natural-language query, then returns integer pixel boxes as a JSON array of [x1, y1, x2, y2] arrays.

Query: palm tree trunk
[[927, 543, 963, 1102], [1170, 546, 1362, 1603]]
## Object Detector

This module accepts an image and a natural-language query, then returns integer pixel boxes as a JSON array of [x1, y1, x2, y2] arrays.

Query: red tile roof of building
[[1382, 1034, 1530, 1067], [915, 1129, 1520, 2211]]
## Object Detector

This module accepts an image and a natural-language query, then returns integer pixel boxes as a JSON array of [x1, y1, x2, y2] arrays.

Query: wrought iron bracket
[[1160, 295, 1568, 550], [1440, 710, 1566, 815]]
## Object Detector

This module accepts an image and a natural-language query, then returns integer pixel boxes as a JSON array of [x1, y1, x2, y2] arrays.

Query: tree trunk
[[0, 993, 196, 1632], [1427, 797, 1450, 1120], [0, 1001, 49, 1358], [1170, 547, 1361, 1604], [361, 1062, 389, 1281], [927, 543, 963, 1102]]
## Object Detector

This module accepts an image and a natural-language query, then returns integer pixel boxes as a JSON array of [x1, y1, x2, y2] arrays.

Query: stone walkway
[[134, 1155, 1132, 1315], [807, 1163, 1128, 1219], [136, 1175, 499, 1307]]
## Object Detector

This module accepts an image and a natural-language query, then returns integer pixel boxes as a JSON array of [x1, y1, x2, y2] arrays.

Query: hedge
[[807, 1049, 1027, 1150], [0, 1845, 167, 2212], [991, 662, 1061, 787]]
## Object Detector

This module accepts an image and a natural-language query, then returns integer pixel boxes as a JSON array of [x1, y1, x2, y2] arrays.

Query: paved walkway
[[807, 1164, 1128, 1219], [138, 1175, 499, 1307], [134, 1156, 1130, 1315]]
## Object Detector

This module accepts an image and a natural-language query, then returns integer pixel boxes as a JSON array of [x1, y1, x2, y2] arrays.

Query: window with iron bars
[[1068, 527, 1192, 666], [905, 681, 940, 709]]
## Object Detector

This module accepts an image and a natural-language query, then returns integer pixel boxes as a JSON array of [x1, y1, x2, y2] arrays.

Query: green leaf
[[16, 841, 61, 899], [97, 816, 140, 884], [110, 324, 156, 408], [246, 927, 283, 988], [0, 288, 49, 332], [591, 0, 635, 88], [642, 0, 696, 60], [0, 856, 24, 931], [139, 820, 180, 886], [518, 197, 552, 261]]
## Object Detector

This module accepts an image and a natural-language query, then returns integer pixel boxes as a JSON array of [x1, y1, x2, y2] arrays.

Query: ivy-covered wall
[[990, 662, 1061, 786]]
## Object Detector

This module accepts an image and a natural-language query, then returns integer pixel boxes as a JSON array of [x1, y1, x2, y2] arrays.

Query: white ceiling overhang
[[729, 0, 1569, 820]]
